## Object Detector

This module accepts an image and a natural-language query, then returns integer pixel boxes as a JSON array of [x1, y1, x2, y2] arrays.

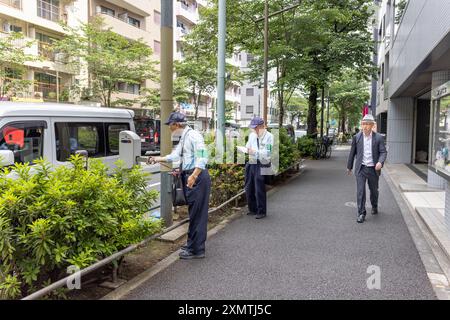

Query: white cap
[[362, 114, 375, 123]]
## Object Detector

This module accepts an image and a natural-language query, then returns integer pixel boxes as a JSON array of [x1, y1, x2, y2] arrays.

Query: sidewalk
[[108, 147, 440, 300], [383, 162, 450, 293]]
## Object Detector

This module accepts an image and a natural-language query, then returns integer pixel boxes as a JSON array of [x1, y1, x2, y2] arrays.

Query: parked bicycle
[[313, 135, 334, 159]]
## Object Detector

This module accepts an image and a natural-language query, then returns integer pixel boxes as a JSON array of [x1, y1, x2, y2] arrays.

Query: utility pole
[[263, 0, 269, 124], [216, 0, 226, 157], [256, 0, 302, 125], [160, 0, 173, 227], [320, 87, 325, 137], [326, 89, 330, 133]]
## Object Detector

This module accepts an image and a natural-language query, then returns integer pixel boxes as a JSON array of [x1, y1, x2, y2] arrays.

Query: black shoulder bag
[[171, 129, 192, 207]]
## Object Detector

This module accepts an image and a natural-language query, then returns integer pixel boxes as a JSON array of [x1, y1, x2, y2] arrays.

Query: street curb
[[101, 166, 306, 300], [382, 169, 450, 300]]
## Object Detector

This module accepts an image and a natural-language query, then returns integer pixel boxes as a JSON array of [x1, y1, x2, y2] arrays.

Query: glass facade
[[430, 81, 450, 178]]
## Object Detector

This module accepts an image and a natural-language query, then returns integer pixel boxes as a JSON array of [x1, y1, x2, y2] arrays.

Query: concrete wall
[[386, 97, 414, 163], [389, 0, 450, 96]]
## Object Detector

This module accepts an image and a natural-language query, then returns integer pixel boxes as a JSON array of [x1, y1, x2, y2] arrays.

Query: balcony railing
[[38, 41, 55, 61], [0, 0, 22, 10], [34, 81, 68, 101], [99, 12, 144, 30]]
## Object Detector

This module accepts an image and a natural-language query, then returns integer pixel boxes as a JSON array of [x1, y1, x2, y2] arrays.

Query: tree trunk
[[307, 84, 318, 136], [341, 114, 346, 134], [192, 84, 198, 121]]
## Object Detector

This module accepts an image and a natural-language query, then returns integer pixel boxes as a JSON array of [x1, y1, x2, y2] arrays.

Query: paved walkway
[[124, 148, 436, 299]]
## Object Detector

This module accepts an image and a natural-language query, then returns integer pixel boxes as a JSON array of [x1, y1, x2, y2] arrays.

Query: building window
[[154, 40, 161, 55], [117, 82, 141, 95], [247, 54, 254, 63], [246, 88, 254, 96], [100, 6, 115, 17], [127, 16, 141, 28], [37, 0, 60, 22], [246, 105, 254, 114], [154, 10, 161, 25]]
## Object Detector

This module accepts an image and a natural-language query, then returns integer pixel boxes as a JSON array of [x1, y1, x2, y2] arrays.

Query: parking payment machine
[[119, 131, 141, 169]]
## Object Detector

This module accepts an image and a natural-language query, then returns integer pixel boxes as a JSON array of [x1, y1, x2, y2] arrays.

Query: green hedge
[[0, 156, 160, 299], [297, 136, 316, 158]]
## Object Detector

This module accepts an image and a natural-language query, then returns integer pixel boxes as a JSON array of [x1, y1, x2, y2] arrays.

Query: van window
[[0, 122, 46, 165], [107, 123, 130, 156], [55, 123, 105, 161]]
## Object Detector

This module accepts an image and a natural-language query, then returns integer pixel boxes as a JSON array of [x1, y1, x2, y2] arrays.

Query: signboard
[[432, 81, 450, 100]]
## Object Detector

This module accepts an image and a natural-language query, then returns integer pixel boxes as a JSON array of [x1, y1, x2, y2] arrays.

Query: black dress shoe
[[179, 251, 205, 260], [371, 208, 378, 215], [255, 214, 266, 219], [246, 211, 256, 215], [357, 214, 366, 223]]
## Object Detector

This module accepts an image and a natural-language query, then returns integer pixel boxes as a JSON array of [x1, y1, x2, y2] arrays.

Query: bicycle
[[313, 135, 334, 159]]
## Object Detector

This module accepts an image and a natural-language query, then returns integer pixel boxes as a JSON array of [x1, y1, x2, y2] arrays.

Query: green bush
[[297, 136, 316, 158], [208, 163, 245, 207], [278, 128, 300, 172], [0, 155, 160, 299]]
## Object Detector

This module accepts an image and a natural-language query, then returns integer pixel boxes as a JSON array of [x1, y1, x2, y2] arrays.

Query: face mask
[[257, 128, 266, 137]]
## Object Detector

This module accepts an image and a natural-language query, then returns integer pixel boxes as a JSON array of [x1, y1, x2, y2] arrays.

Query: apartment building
[[375, 0, 450, 226], [239, 51, 278, 127], [0, 0, 88, 102], [89, 0, 160, 107]]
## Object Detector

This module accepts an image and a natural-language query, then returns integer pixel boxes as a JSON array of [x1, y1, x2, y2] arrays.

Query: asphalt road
[[126, 148, 436, 299]]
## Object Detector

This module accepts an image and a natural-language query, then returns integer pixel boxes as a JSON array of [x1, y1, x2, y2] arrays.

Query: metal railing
[[21, 159, 305, 300]]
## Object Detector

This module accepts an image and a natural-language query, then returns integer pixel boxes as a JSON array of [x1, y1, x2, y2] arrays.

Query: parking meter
[[119, 130, 141, 169]]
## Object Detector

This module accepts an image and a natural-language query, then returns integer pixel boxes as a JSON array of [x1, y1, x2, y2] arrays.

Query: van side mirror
[[0, 150, 14, 167]]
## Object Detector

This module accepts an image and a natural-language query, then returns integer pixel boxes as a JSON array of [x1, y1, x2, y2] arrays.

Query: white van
[[0, 102, 135, 170]]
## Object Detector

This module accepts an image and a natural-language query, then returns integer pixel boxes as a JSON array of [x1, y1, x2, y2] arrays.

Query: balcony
[[176, 1, 199, 24], [99, 13, 150, 43], [0, 0, 22, 10], [104, 0, 151, 17]]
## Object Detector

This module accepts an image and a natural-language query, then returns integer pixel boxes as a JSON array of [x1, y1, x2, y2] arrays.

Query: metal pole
[[160, 0, 173, 227], [216, 0, 226, 157], [263, 0, 269, 124], [320, 87, 324, 137], [326, 89, 330, 132], [56, 70, 59, 103]]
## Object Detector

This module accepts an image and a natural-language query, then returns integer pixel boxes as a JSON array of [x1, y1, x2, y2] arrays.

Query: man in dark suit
[[347, 114, 387, 223]]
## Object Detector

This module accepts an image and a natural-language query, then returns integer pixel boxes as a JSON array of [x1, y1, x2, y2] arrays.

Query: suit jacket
[[347, 132, 387, 175]]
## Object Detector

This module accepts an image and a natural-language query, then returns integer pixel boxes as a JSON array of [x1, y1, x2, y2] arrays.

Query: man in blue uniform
[[245, 117, 274, 219], [148, 112, 210, 259]]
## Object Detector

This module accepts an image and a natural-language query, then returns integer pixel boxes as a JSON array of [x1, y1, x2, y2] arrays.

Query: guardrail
[[21, 158, 305, 300]]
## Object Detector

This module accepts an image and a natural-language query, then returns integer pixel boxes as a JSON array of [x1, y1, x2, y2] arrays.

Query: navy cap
[[164, 112, 186, 125], [249, 117, 264, 129]]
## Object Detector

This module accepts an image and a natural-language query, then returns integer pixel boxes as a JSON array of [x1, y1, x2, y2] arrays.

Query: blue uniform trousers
[[182, 169, 211, 255], [245, 163, 267, 216]]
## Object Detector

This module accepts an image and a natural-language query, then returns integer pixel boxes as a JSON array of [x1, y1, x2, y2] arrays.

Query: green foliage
[[54, 17, 158, 107], [278, 128, 300, 172], [0, 32, 40, 98], [329, 69, 370, 134], [0, 156, 161, 299], [297, 136, 316, 158]]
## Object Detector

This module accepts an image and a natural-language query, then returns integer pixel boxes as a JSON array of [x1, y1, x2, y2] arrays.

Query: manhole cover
[[345, 202, 357, 208]]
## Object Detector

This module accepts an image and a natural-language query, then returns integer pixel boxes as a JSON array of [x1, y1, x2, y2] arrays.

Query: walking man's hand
[[375, 162, 383, 171], [347, 169, 352, 176]]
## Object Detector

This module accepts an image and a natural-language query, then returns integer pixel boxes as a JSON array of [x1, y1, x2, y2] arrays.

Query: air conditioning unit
[[2, 22, 11, 33], [96, 6, 102, 14]]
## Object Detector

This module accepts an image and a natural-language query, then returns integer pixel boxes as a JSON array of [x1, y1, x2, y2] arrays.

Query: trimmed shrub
[[297, 136, 316, 158], [0, 156, 160, 299]]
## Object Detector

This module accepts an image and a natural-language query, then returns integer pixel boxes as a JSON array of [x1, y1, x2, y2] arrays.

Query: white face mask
[[257, 128, 266, 138]]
